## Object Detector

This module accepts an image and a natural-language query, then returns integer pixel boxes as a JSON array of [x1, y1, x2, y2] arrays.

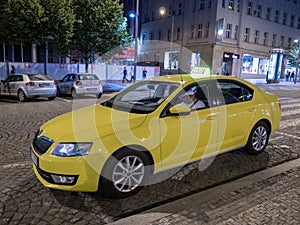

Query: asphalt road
[[0, 86, 300, 225]]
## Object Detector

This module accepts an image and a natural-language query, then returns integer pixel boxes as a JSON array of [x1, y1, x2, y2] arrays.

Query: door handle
[[207, 113, 219, 120], [247, 107, 255, 112]]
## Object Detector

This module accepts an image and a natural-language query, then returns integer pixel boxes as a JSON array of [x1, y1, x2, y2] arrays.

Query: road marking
[[275, 131, 300, 140], [1, 162, 31, 168], [56, 97, 71, 103]]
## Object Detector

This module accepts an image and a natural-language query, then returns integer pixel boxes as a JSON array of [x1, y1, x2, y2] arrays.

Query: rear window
[[28, 74, 53, 81], [78, 74, 99, 80]]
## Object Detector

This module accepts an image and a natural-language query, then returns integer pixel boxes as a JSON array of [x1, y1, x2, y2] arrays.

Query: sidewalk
[[110, 158, 300, 225]]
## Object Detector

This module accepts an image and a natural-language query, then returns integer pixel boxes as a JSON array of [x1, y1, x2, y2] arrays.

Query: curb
[[109, 158, 300, 225]]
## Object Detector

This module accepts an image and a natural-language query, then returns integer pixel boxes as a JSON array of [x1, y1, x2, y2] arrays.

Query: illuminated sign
[[223, 52, 240, 59]]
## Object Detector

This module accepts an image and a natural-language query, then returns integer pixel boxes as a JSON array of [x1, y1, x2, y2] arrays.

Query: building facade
[[139, 0, 300, 77]]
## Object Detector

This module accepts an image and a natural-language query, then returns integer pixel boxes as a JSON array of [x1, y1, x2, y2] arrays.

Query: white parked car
[[56, 73, 103, 98], [0, 74, 57, 102]]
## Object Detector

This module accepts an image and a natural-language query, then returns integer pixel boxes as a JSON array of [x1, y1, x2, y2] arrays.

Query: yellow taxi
[[30, 75, 281, 198]]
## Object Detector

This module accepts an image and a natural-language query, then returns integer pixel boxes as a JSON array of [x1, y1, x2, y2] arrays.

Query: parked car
[[0, 74, 56, 102], [30, 75, 281, 198], [56, 73, 103, 98]]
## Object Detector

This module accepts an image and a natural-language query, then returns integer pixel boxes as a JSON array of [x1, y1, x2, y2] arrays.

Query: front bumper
[[30, 146, 101, 192]]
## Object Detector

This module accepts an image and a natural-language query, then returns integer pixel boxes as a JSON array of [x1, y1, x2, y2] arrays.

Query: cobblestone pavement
[[0, 85, 300, 224]]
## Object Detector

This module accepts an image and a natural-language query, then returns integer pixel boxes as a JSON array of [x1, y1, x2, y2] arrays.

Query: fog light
[[51, 174, 76, 184]]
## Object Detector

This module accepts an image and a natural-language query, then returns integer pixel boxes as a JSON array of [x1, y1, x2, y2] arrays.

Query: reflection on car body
[[56, 73, 103, 98], [30, 75, 281, 198], [0, 74, 56, 102]]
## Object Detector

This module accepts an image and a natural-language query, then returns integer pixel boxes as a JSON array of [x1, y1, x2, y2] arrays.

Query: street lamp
[[44, 35, 54, 75], [159, 6, 174, 51], [294, 39, 300, 84], [131, 0, 139, 82]]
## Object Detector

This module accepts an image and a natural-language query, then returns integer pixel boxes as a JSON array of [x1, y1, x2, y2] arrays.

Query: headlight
[[51, 143, 93, 157]]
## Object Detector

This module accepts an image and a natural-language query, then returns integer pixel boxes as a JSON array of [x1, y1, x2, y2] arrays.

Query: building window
[[190, 25, 194, 38], [234, 25, 239, 40], [266, 8, 271, 20], [142, 32, 147, 44], [244, 28, 250, 42], [199, 0, 205, 10], [293, 0, 297, 3], [176, 27, 181, 40], [178, 2, 183, 15], [280, 36, 285, 47], [298, 17, 300, 29], [226, 24, 232, 38], [290, 15, 295, 27], [272, 34, 277, 47], [288, 37, 292, 48], [222, 0, 225, 8], [283, 12, 287, 25], [254, 30, 259, 44], [228, 0, 234, 10], [263, 32, 268, 45], [257, 5, 262, 18], [275, 10, 279, 23], [247, 1, 252, 15], [197, 24, 203, 38], [237, 0, 240, 12], [208, 0, 212, 8], [205, 22, 210, 37], [167, 29, 171, 41], [158, 31, 162, 40], [150, 32, 154, 40], [192, 0, 196, 12]]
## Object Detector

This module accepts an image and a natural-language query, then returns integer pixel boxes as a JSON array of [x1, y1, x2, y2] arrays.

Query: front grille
[[32, 136, 53, 155]]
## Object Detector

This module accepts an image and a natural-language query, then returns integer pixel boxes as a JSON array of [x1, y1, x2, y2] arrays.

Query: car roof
[[148, 74, 252, 85]]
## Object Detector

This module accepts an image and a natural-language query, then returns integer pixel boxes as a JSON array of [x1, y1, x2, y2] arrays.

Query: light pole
[[44, 35, 54, 75], [159, 7, 174, 51], [294, 39, 300, 84], [131, 0, 139, 82]]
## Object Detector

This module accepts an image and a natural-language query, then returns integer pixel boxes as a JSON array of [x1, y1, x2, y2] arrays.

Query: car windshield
[[28, 74, 53, 81], [78, 74, 99, 80], [102, 80, 180, 114]]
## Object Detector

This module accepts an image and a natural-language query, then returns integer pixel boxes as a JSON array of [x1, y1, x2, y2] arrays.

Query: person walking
[[129, 67, 135, 83], [11, 65, 16, 74], [142, 68, 147, 80], [122, 67, 129, 83]]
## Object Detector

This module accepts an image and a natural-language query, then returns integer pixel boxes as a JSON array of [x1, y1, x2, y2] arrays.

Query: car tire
[[56, 87, 61, 96], [244, 121, 270, 155], [71, 88, 77, 99], [48, 97, 56, 101], [100, 148, 152, 198], [97, 92, 102, 99], [18, 89, 27, 102]]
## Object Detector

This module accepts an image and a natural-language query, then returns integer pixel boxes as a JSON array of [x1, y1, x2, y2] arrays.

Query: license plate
[[30, 148, 38, 167], [87, 88, 97, 91], [39, 83, 50, 87]]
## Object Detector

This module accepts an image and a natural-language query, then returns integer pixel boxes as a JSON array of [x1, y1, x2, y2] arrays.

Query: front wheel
[[18, 89, 27, 102], [244, 121, 270, 155], [100, 149, 151, 198]]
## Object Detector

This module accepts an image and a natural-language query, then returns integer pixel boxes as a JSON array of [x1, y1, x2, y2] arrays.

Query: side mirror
[[168, 104, 191, 116]]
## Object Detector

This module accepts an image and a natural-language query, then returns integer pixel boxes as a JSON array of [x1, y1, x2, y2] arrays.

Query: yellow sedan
[[30, 75, 281, 198]]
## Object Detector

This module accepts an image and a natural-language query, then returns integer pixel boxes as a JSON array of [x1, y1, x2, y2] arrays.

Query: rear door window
[[29, 74, 52, 81]]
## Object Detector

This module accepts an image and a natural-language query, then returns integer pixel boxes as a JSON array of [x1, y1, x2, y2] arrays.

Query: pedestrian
[[286, 71, 291, 81], [129, 67, 135, 83], [290, 71, 295, 81], [11, 65, 16, 74], [122, 67, 129, 83], [142, 68, 147, 80]]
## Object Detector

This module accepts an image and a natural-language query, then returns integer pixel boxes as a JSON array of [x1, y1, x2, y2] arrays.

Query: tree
[[0, 0, 74, 58], [71, 0, 130, 72], [287, 43, 300, 68]]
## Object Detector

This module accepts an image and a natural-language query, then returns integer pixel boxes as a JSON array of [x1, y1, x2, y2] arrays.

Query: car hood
[[40, 104, 148, 142]]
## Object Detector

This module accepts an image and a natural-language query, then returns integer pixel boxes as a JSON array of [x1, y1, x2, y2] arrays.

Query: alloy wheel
[[112, 155, 145, 193]]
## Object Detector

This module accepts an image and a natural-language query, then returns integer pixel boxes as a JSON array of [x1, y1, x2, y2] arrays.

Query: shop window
[[228, 0, 234, 10]]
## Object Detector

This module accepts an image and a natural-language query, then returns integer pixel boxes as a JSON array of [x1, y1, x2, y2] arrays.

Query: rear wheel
[[17, 90, 27, 102], [48, 96, 55, 101], [56, 87, 61, 96], [245, 121, 270, 155], [100, 149, 151, 198], [71, 88, 77, 99]]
